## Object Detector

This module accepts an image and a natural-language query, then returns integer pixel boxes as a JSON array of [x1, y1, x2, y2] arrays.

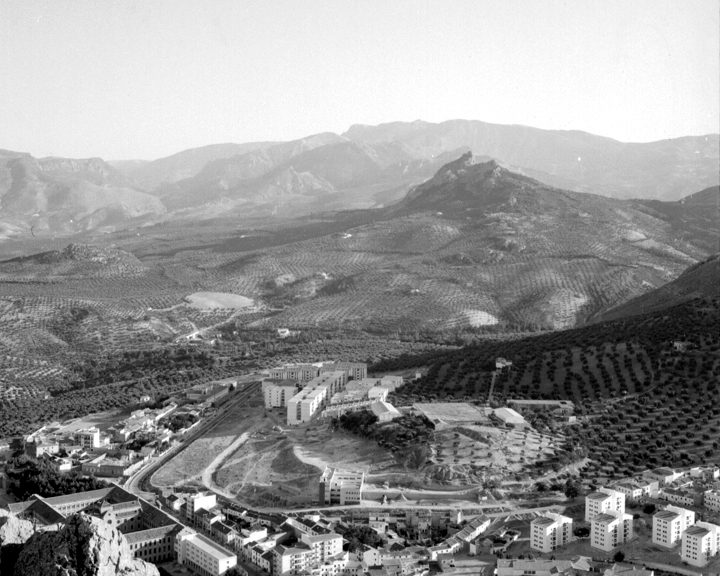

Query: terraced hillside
[[378, 296, 720, 477]]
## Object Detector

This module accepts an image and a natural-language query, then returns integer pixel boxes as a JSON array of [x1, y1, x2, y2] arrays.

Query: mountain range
[[0, 119, 717, 237]]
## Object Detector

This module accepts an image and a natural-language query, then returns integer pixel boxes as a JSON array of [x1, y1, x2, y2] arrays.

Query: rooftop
[[186, 533, 236, 560], [655, 510, 680, 521]]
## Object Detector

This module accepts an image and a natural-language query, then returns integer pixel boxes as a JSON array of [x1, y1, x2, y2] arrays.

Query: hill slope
[[344, 119, 720, 201], [598, 254, 720, 322]]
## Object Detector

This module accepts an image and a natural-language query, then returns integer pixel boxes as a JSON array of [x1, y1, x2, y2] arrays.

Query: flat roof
[[588, 491, 611, 501], [413, 402, 490, 423], [187, 533, 236, 560]]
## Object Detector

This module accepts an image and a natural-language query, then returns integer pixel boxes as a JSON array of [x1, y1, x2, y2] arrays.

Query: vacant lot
[[185, 292, 254, 309]]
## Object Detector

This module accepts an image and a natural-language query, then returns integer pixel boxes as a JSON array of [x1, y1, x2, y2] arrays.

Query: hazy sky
[[1, 0, 718, 160]]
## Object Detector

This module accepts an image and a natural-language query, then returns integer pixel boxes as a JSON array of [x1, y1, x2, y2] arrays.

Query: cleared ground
[[185, 292, 254, 309]]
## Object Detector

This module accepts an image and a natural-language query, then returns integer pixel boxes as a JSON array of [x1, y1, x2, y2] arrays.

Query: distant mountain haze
[[0, 118, 717, 236]]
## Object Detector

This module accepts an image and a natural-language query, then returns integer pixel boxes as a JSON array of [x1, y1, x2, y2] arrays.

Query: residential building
[[644, 467, 684, 486], [705, 489, 720, 512], [287, 372, 346, 425], [176, 529, 238, 576], [264, 383, 299, 408], [319, 467, 364, 505], [496, 558, 594, 576], [370, 401, 401, 423], [271, 544, 316, 575], [81, 453, 147, 478], [530, 512, 573, 553], [320, 362, 367, 381], [270, 363, 323, 382], [661, 486, 704, 507], [585, 487, 626, 521], [452, 515, 491, 544], [76, 427, 101, 449], [590, 510, 633, 552], [614, 478, 659, 501], [681, 521, 720, 567], [368, 387, 390, 402], [652, 505, 695, 548]]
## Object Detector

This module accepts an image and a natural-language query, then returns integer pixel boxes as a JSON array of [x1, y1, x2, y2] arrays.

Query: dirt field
[[151, 392, 265, 489], [185, 292, 254, 309]]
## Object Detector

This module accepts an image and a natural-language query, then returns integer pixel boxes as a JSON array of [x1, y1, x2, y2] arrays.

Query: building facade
[[590, 511, 633, 552], [585, 487, 626, 522], [652, 506, 695, 548], [531, 512, 573, 553], [681, 522, 720, 567]]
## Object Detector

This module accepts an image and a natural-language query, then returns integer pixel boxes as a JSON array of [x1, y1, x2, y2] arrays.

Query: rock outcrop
[[12, 513, 159, 576], [0, 511, 43, 575]]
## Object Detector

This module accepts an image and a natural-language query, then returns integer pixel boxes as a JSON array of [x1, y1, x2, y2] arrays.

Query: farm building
[[493, 407, 525, 425], [507, 399, 575, 415], [413, 403, 490, 429]]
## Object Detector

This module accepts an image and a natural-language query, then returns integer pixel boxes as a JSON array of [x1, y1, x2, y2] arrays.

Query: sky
[[0, 0, 718, 160]]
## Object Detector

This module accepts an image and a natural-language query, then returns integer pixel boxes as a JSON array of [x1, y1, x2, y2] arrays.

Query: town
[[3, 361, 720, 576]]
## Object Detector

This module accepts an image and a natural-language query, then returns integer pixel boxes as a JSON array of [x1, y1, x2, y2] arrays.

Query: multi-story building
[[585, 487, 625, 521], [319, 466, 364, 505], [652, 505, 695, 548], [367, 386, 389, 402], [531, 512, 573, 553], [271, 544, 316, 575], [681, 521, 720, 567], [185, 492, 218, 522], [8, 485, 186, 566], [269, 364, 323, 382], [320, 362, 367, 381], [76, 427, 101, 450], [644, 467, 685, 486], [614, 478, 659, 502], [705, 489, 720, 512], [176, 529, 238, 576], [590, 511, 633, 552], [287, 372, 347, 425], [264, 382, 300, 408]]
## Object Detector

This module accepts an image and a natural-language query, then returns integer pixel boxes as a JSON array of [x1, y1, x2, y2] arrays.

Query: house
[[705, 489, 720, 512], [495, 358, 513, 370], [370, 401, 401, 423], [277, 328, 291, 338], [614, 478, 659, 501], [530, 512, 573, 553], [681, 521, 720, 567], [496, 558, 592, 576], [661, 486, 704, 507], [652, 505, 695, 548]]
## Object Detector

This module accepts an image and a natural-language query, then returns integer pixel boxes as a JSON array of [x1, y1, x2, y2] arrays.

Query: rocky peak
[[12, 513, 159, 576]]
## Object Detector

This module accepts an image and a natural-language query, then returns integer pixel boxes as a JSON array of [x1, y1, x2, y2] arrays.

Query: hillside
[[126, 141, 277, 190], [598, 254, 720, 322], [0, 154, 165, 235], [378, 296, 720, 478], [344, 119, 719, 201]]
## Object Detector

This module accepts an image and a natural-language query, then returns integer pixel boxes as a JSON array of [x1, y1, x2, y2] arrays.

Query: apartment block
[[176, 529, 238, 576], [705, 489, 720, 512], [590, 510, 633, 552], [681, 521, 720, 567], [531, 512, 573, 553], [264, 383, 299, 408], [585, 487, 626, 521], [320, 362, 367, 381], [76, 427, 101, 449], [652, 505, 695, 548], [319, 466, 364, 505], [287, 372, 346, 425], [269, 363, 323, 382]]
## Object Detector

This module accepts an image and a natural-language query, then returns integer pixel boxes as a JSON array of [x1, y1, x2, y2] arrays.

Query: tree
[[564, 478, 582, 499], [613, 550, 625, 562]]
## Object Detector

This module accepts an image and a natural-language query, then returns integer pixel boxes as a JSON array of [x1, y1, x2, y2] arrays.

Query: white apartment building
[[319, 466, 364, 505], [378, 375, 404, 390], [272, 544, 316, 575], [264, 384, 299, 408], [76, 427, 101, 450], [300, 532, 344, 563], [270, 364, 323, 382], [531, 512, 573, 553], [590, 511, 633, 552], [367, 386, 389, 402], [320, 362, 366, 381], [585, 487, 626, 521], [176, 530, 238, 576], [681, 521, 720, 567], [185, 493, 218, 521], [705, 489, 720, 512], [287, 372, 346, 425], [652, 505, 695, 548]]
